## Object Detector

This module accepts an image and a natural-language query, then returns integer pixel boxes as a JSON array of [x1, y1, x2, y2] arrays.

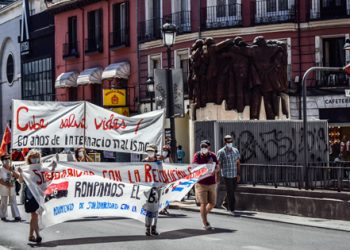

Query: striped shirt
[[217, 146, 240, 178]]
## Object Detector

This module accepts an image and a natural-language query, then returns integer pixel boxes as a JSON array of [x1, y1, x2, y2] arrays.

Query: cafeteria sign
[[103, 89, 126, 106]]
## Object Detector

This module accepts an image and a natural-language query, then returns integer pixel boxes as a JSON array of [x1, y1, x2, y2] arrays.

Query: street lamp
[[146, 77, 154, 111], [162, 22, 177, 162]]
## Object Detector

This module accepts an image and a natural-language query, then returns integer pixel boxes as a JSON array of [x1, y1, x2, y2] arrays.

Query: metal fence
[[241, 162, 350, 192]]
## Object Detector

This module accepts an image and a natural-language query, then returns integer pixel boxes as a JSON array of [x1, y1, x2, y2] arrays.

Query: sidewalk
[[170, 199, 350, 232]]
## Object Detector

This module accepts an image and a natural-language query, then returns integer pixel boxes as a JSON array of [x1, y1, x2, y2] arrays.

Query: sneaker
[[203, 223, 214, 230], [229, 211, 235, 216], [1, 217, 6, 222], [14, 217, 21, 222]]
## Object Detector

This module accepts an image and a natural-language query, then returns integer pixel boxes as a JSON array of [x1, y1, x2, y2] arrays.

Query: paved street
[[0, 205, 349, 250]]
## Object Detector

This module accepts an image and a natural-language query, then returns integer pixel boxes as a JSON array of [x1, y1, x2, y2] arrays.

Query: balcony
[[163, 10, 191, 34], [255, 0, 295, 25], [84, 38, 103, 54], [110, 28, 130, 49], [315, 72, 350, 89], [62, 41, 79, 59], [310, 0, 350, 20], [138, 17, 163, 42], [201, 3, 242, 30]]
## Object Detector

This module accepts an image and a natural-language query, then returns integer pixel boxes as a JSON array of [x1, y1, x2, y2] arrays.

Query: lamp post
[[146, 77, 154, 111], [162, 22, 177, 162]]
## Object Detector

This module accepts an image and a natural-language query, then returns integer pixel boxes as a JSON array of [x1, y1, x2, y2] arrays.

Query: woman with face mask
[[75, 148, 93, 162], [0, 154, 21, 222], [160, 144, 173, 163], [17, 149, 43, 243]]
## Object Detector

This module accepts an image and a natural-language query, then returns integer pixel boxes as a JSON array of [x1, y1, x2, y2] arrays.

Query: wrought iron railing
[[240, 162, 350, 192], [138, 17, 163, 42], [316, 72, 349, 88], [201, 3, 242, 30], [62, 41, 79, 58], [255, 0, 295, 24], [163, 10, 192, 34], [84, 38, 103, 53], [310, 0, 350, 20], [110, 28, 130, 48]]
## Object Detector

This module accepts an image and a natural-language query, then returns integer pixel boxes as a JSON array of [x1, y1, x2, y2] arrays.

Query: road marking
[[242, 246, 275, 250], [0, 246, 9, 250]]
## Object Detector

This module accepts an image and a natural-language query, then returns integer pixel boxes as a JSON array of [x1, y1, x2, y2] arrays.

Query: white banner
[[12, 100, 164, 153], [85, 102, 164, 153], [21, 162, 215, 229]]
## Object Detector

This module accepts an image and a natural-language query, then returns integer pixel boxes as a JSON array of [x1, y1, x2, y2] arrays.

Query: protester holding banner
[[192, 140, 219, 230], [0, 154, 21, 222], [19, 150, 43, 243], [75, 148, 93, 162], [142, 144, 161, 236]]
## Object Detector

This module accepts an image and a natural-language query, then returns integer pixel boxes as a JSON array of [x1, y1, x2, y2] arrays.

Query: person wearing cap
[[0, 154, 21, 222], [217, 135, 241, 215], [142, 143, 161, 236], [192, 139, 219, 230]]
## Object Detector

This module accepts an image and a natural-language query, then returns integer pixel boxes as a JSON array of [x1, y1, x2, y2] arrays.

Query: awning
[[77, 67, 103, 85], [102, 61, 130, 80], [55, 71, 79, 88]]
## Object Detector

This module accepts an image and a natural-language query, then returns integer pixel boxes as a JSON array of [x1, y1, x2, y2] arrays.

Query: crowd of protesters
[[0, 138, 241, 241]]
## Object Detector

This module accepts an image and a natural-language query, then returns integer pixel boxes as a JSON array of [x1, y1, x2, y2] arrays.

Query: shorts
[[24, 197, 39, 213], [195, 183, 217, 205]]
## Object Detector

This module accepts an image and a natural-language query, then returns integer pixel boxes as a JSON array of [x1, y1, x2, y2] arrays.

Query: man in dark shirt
[[192, 140, 219, 230]]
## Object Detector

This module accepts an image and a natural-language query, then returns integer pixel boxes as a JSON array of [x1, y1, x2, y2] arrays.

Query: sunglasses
[[201, 145, 208, 148]]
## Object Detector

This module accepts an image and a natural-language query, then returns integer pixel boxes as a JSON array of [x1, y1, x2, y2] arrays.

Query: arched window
[[6, 54, 14, 84]]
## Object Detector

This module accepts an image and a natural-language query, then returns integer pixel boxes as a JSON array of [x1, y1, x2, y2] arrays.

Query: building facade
[[53, 0, 138, 116], [137, 0, 350, 160], [0, 1, 21, 136]]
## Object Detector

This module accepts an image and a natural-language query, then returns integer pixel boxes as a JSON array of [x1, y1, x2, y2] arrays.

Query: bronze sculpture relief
[[188, 36, 289, 120]]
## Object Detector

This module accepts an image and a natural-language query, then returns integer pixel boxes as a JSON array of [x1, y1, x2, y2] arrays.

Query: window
[[217, 0, 238, 17], [148, 54, 162, 78], [22, 57, 54, 101], [6, 54, 14, 84], [64, 16, 79, 57], [180, 58, 189, 96], [255, 0, 294, 24], [321, 37, 347, 86], [68, 16, 77, 49], [112, 2, 130, 47], [266, 0, 288, 12], [171, 0, 191, 33], [145, 0, 161, 36], [86, 9, 103, 53]]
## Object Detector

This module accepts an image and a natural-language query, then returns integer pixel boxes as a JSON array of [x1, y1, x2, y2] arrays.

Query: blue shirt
[[176, 149, 185, 163], [217, 146, 240, 178]]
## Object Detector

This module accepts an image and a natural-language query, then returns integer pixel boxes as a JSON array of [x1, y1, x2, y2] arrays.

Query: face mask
[[226, 143, 233, 148], [78, 152, 84, 158], [201, 148, 209, 154], [162, 151, 169, 157], [147, 152, 155, 158], [31, 158, 40, 164], [2, 160, 10, 166]]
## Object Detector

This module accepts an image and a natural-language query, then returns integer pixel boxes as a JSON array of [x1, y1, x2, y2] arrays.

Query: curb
[[169, 204, 350, 233]]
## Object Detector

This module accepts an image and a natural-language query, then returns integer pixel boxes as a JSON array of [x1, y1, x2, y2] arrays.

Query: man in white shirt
[[0, 154, 21, 221]]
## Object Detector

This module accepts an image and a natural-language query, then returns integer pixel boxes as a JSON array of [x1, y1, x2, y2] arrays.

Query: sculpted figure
[[188, 36, 289, 120]]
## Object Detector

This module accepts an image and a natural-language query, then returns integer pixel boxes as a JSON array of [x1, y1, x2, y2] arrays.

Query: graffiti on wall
[[194, 121, 328, 164]]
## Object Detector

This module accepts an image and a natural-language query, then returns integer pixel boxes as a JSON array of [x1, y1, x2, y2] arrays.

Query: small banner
[[21, 161, 215, 229], [102, 89, 127, 106], [12, 100, 164, 153]]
